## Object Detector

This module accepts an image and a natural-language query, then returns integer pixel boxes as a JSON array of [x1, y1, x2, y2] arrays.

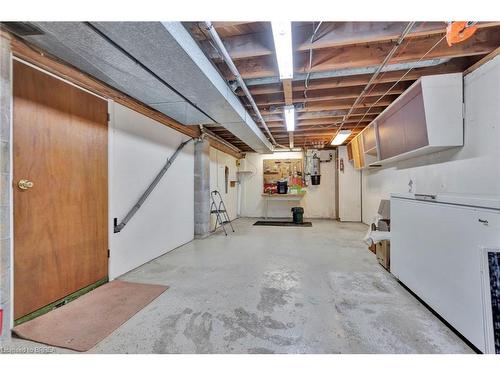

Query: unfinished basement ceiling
[[12, 21, 273, 153], [186, 21, 500, 148]]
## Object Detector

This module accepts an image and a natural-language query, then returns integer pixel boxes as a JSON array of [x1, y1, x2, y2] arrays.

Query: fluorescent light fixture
[[331, 130, 352, 145], [271, 21, 294, 79], [284, 105, 295, 131], [274, 148, 302, 152]]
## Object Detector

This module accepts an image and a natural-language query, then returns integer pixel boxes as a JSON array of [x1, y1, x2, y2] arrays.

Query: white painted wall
[[361, 56, 500, 224], [209, 147, 238, 227], [239, 151, 336, 218], [338, 146, 362, 222], [108, 102, 194, 279]]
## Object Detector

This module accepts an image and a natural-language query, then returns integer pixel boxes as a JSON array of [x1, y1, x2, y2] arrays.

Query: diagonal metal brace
[[114, 138, 194, 233]]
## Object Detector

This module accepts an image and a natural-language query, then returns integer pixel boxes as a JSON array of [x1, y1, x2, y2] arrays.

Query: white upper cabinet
[[348, 73, 464, 169]]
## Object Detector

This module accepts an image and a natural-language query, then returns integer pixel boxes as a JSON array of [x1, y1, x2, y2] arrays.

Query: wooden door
[[13, 61, 108, 320]]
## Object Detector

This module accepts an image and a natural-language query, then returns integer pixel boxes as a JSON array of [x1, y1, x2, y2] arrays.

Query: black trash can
[[310, 175, 321, 185], [291, 207, 304, 224]]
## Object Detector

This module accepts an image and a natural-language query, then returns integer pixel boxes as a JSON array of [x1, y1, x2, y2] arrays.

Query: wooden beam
[[282, 78, 294, 147], [256, 95, 398, 111], [212, 22, 257, 28], [463, 46, 500, 76], [299, 117, 376, 126], [208, 137, 244, 159], [283, 79, 293, 105], [252, 81, 409, 106], [296, 22, 500, 52], [244, 58, 473, 96], [204, 22, 500, 60], [273, 127, 366, 137], [297, 108, 384, 119], [228, 27, 500, 79], [266, 118, 374, 128], [259, 108, 385, 122], [276, 132, 337, 137], [259, 97, 396, 114]]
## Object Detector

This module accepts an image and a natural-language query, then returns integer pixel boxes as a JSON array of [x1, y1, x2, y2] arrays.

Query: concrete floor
[[2, 219, 473, 354]]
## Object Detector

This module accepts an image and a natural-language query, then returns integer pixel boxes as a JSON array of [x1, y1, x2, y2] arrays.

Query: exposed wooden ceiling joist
[[259, 96, 397, 114], [243, 57, 474, 95], [186, 21, 498, 152], [266, 117, 377, 127], [202, 22, 500, 61], [252, 81, 411, 106], [212, 22, 258, 28], [216, 122, 369, 135], [219, 27, 500, 79]]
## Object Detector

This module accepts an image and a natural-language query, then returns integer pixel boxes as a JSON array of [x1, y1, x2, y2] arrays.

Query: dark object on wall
[[291, 207, 304, 224], [225, 166, 229, 194], [310, 175, 321, 185], [277, 180, 288, 194]]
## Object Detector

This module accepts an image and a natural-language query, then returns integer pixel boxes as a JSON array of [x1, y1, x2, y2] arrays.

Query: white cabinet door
[[391, 198, 500, 352]]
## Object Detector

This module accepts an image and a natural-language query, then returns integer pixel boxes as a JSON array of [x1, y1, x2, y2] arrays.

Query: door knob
[[18, 179, 34, 190]]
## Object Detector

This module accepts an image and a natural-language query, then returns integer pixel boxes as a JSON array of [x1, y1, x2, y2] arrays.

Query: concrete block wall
[[209, 147, 238, 226], [194, 138, 211, 238]]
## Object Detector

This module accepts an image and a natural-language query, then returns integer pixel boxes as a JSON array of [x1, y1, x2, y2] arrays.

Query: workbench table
[[261, 192, 306, 219]]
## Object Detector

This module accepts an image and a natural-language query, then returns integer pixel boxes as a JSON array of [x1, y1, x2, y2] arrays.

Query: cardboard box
[[368, 243, 376, 254], [376, 240, 390, 271]]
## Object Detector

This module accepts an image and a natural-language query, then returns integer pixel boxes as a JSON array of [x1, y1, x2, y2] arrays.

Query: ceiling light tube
[[284, 105, 295, 131], [331, 130, 352, 145], [271, 21, 294, 80]]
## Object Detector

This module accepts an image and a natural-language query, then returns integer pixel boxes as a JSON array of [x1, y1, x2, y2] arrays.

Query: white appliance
[[391, 193, 500, 353]]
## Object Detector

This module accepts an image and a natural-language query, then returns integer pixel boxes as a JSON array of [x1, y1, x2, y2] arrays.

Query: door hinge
[[107, 249, 110, 258], [107, 113, 110, 122]]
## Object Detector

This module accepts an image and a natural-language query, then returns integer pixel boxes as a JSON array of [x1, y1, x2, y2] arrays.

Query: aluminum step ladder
[[210, 190, 234, 236]]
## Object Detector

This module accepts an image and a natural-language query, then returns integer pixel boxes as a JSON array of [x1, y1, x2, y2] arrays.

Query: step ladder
[[210, 190, 235, 236]]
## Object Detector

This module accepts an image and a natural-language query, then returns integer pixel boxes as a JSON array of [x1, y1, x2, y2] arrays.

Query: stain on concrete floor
[[2, 219, 474, 354]]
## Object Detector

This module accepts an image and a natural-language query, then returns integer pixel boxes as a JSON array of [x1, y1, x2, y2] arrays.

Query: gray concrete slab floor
[[2, 219, 473, 354]]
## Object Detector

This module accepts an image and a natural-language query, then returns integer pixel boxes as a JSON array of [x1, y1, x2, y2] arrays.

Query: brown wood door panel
[[13, 61, 108, 319]]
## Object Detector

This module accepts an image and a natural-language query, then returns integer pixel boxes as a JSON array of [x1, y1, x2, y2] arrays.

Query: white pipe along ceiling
[[16, 21, 273, 153]]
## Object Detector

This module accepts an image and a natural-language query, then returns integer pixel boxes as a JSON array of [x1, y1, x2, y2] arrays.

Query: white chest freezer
[[390, 193, 500, 353]]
